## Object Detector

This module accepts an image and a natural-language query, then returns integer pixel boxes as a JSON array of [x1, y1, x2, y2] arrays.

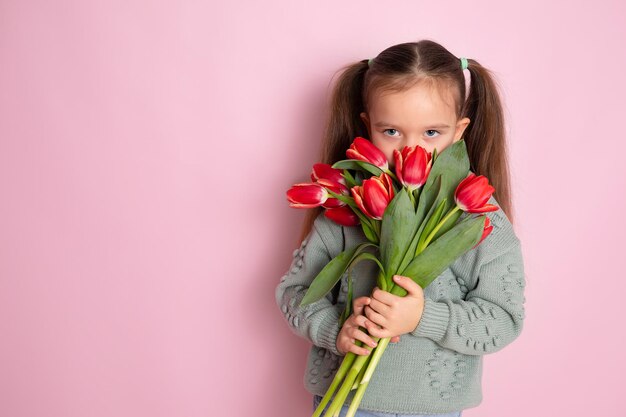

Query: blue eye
[[383, 129, 400, 137], [425, 130, 440, 138]]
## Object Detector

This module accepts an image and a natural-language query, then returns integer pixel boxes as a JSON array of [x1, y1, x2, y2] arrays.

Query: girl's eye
[[383, 129, 400, 137], [425, 130, 440, 138]]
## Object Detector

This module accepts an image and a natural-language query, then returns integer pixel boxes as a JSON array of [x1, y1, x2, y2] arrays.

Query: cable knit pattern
[[275, 197, 526, 414]]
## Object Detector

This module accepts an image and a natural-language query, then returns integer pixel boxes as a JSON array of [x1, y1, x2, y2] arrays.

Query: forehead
[[368, 80, 458, 124]]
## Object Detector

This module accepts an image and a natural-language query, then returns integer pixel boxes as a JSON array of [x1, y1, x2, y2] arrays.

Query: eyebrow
[[374, 121, 451, 129]]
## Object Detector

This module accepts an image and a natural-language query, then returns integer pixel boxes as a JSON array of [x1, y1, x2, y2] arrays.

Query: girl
[[276, 39, 526, 417]]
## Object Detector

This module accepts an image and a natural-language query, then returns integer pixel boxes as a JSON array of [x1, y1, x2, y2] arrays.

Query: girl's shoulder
[[311, 211, 346, 257]]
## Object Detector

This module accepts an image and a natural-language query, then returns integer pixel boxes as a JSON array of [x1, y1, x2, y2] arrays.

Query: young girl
[[276, 39, 526, 417]]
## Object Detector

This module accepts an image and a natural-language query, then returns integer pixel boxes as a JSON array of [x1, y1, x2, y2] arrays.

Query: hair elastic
[[459, 57, 470, 101], [368, 58, 373, 67]]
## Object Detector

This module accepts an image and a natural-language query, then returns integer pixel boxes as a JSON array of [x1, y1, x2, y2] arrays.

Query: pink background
[[1, 1, 624, 416]]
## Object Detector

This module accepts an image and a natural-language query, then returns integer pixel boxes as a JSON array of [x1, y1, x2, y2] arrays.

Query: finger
[[368, 297, 390, 315], [391, 336, 400, 343], [345, 338, 373, 356], [371, 286, 398, 307], [350, 327, 378, 348], [364, 305, 387, 327], [364, 321, 388, 338], [352, 296, 371, 316], [348, 312, 371, 331], [352, 313, 371, 329], [392, 275, 423, 297]]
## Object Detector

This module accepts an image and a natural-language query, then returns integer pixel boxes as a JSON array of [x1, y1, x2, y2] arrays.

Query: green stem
[[407, 188, 415, 207], [351, 352, 372, 389], [413, 187, 422, 206], [416, 206, 460, 254], [384, 169, 399, 183], [359, 336, 391, 384], [312, 351, 357, 417], [346, 374, 372, 417], [324, 346, 373, 417]]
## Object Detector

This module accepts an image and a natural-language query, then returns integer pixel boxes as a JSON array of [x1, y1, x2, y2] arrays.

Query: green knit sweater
[[275, 198, 526, 414]]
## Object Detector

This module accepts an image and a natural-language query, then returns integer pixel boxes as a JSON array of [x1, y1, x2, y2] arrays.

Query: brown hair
[[298, 39, 513, 245]]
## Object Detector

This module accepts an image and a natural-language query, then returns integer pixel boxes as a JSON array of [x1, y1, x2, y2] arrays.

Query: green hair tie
[[460, 57, 468, 70], [368, 58, 373, 67]]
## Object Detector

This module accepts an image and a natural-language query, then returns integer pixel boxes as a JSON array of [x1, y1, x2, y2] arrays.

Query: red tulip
[[311, 163, 346, 185], [316, 178, 349, 209], [287, 176, 350, 209], [346, 137, 389, 171], [473, 216, 494, 249], [454, 173, 499, 213], [286, 183, 328, 208], [324, 206, 360, 227], [393, 145, 432, 190], [350, 172, 395, 220]]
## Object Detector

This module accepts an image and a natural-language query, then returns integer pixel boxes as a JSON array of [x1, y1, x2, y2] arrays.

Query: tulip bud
[[393, 145, 432, 191], [311, 163, 346, 185], [454, 173, 499, 213], [350, 172, 395, 220], [324, 206, 360, 227], [346, 137, 389, 171], [316, 178, 349, 209], [286, 183, 330, 208]]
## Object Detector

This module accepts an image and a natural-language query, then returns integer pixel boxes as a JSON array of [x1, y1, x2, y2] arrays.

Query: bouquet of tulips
[[286, 137, 498, 417]]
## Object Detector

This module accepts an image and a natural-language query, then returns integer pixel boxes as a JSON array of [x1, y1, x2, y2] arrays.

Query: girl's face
[[360, 80, 470, 168]]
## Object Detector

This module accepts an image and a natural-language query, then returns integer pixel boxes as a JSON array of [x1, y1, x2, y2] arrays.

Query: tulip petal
[[346, 137, 389, 171], [454, 173, 497, 213], [393, 145, 432, 190], [324, 206, 360, 226], [468, 204, 499, 213], [363, 177, 391, 219], [311, 163, 345, 185], [286, 183, 327, 208], [351, 186, 375, 219]]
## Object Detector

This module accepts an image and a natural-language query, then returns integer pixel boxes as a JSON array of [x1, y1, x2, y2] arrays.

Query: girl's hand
[[363, 275, 425, 339], [336, 296, 400, 356]]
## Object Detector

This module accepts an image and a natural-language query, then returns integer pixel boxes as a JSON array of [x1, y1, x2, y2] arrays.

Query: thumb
[[392, 275, 422, 296]]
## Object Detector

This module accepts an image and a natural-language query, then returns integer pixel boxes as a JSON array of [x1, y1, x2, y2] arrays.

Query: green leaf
[[431, 207, 463, 242], [341, 170, 358, 188], [299, 242, 377, 306], [339, 251, 384, 326], [416, 175, 442, 226], [379, 188, 419, 281], [398, 176, 441, 261], [350, 252, 385, 276], [326, 191, 355, 208], [332, 160, 384, 177], [421, 140, 470, 213], [339, 252, 383, 327], [394, 215, 485, 295], [416, 197, 447, 251], [359, 218, 378, 244]]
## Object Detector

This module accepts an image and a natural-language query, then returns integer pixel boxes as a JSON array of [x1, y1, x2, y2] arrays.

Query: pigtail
[[462, 59, 513, 222], [298, 59, 371, 245]]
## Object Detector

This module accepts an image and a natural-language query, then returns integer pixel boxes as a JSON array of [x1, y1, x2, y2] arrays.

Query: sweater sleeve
[[275, 213, 345, 357], [409, 202, 527, 355]]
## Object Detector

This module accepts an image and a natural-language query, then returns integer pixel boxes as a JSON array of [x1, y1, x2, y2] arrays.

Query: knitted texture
[[275, 197, 526, 414]]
